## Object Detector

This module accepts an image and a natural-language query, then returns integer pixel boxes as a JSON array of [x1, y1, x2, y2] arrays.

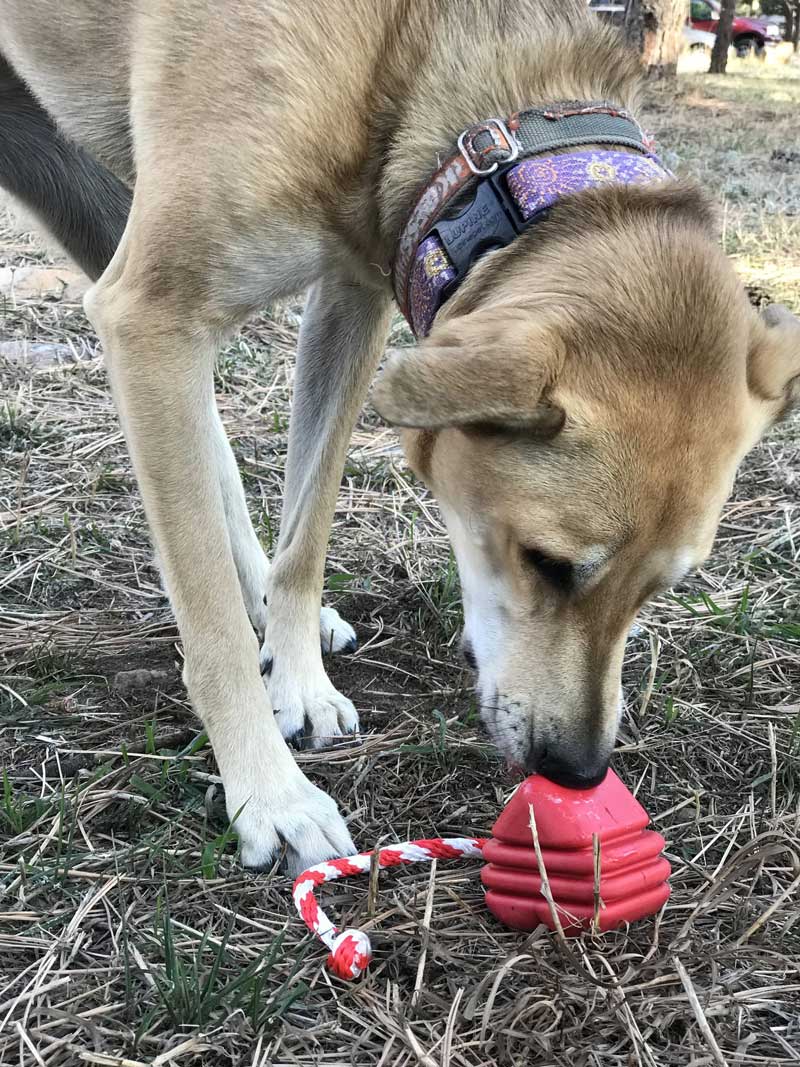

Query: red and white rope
[[292, 837, 487, 980]]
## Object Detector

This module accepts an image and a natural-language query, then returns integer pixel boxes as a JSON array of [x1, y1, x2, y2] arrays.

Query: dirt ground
[[1, 61, 800, 1067]]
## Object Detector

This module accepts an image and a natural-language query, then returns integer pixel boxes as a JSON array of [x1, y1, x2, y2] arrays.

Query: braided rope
[[292, 837, 487, 979]]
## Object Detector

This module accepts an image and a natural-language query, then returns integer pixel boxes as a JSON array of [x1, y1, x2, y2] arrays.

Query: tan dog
[[1, 0, 797, 873]]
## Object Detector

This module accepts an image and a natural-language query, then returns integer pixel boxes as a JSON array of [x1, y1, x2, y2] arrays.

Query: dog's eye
[[522, 547, 574, 591]]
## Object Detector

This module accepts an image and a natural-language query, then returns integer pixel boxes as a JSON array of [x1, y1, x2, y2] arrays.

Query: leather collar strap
[[393, 101, 669, 337]]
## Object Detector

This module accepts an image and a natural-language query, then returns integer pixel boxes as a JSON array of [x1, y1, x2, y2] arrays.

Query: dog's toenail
[[343, 636, 358, 654], [289, 728, 306, 750]]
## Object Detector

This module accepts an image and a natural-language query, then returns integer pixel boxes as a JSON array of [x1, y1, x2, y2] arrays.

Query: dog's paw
[[319, 606, 357, 655], [263, 656, 359, 750], [227, 768, 356, 875], [274, 682, 359, 751]]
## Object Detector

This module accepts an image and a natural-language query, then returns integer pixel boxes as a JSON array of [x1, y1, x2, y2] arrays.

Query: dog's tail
[[0, 53, 131, 282]]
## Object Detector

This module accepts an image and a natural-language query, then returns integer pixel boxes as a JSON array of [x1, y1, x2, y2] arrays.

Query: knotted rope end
[[326, 928, 373, 980]]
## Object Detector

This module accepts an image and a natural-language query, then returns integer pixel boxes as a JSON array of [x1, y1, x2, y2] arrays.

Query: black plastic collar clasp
[[429, 167, 529, 297]]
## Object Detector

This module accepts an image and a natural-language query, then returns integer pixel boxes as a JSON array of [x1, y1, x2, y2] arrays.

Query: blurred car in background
[[689, 0, 782, 56], [587, 1, 721, 54], [683, 24, 718, 52]]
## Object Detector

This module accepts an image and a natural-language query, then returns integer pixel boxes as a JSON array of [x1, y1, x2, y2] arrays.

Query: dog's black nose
[[526, 745, 609, 790]]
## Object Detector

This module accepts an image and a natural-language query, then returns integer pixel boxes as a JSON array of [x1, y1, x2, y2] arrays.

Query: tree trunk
[[782, 3, 794, 44], [783, 1, 800, 49], [709, 0, 736, 72], [624, 0, 689, 78]]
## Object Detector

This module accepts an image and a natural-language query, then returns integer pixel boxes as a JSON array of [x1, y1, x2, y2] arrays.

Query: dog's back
[[0, 0, 611, 273]]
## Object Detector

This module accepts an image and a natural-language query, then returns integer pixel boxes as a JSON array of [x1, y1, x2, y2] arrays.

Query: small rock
[[0, 340, 79, 366], [113, 668, 170, 695], [0, 265, 89, 303]]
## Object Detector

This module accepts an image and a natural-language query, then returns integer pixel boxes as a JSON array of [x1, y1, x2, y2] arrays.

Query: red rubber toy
[[482, 768, 671, 933], [293, 769, 671, 978]]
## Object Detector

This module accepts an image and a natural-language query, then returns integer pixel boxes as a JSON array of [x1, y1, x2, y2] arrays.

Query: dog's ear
[[372, 309, 566, 434], [748, 304, 800, 418]]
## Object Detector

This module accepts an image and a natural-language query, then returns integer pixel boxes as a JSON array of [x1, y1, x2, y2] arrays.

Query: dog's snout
[[525, 744, 609, 790]]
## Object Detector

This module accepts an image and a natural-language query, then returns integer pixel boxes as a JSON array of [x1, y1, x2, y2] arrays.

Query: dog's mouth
[[461, 641, 614, 787], [479, 689, 536, 777], [461, 637, 506, 747]]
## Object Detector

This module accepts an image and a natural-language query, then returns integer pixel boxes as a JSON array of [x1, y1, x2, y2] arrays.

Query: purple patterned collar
[[408, 149, 670, 338]]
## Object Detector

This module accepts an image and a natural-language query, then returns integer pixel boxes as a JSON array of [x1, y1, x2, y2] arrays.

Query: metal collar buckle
[[457, 117, 520, 176]]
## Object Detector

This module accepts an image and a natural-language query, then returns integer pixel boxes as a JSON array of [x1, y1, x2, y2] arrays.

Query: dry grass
[[1, 64, 800, 1067]]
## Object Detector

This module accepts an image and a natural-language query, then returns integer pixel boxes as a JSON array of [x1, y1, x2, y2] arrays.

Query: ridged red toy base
[[481, 853, 672, 905], [485, 881, 671, 934]]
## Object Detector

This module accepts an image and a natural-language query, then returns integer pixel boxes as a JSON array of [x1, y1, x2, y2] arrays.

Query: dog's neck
[[373, 5, 643, 256]]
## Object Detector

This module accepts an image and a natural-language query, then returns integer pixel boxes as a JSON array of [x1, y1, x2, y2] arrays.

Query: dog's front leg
[[212, 400, 359, 657], [85, 241, 355, 873], [209, 404, 273, 635], [264, 274, 392, 747]]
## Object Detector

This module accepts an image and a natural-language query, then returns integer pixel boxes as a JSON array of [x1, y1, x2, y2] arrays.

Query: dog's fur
[[1, 0, 798, 872]]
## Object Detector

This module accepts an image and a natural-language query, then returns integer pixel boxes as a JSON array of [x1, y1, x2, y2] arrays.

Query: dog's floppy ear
[[748, 304, 800, 418], [372, 309, 566, 434]]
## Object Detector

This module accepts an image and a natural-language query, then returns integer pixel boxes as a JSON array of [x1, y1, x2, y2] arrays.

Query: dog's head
[[374, 185, 800, 786]]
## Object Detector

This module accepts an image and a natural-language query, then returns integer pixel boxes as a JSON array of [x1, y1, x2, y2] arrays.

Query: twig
[[735, 870, 800, 947], [592, 833, 602, 935], [673, 957, 729, 1067], [528, 802, 567, 943], [411, 858, 437, 1012]]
